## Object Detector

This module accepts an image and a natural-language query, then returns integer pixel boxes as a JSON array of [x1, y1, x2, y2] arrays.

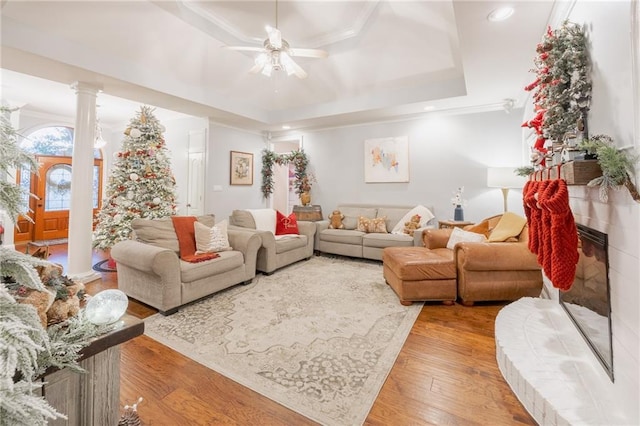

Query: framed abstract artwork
[[230, 151, 253, 185], [363, 136, 409, 183]]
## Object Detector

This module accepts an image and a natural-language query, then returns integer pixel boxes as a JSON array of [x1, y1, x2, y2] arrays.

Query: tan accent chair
[[422, 214, 543, 306], [229, 209, 316, 275]]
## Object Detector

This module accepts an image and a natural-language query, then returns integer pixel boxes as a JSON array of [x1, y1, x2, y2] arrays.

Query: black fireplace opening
[[559, 223, 614, 381]]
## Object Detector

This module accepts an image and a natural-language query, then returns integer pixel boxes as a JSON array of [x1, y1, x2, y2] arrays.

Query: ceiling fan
[[224, 0, 328, 79]]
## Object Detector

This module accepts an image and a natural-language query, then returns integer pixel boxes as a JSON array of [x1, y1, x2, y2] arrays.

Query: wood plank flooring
[[30, 243, 535, 425]]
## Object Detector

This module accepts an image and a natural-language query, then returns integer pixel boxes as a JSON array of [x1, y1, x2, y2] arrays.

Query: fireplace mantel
[[529, 160, 602, 185]]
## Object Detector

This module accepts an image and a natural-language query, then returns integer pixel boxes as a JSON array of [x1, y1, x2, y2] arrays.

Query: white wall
[[563, 0, 639, 422], [204, 122, 265, 221], [160, 116, 208, 215], [299, 109, 527, 223]]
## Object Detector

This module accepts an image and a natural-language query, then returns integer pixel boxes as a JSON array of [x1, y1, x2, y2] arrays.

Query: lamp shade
[[487, 167, 526, 189]]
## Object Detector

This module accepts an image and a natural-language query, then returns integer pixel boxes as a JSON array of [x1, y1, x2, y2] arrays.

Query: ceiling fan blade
[[266, 25, 282, 49], [224, 46, 264, 53], [288, 57, 308, 79], [249, 62, 264, 74], [289, 48, 329, 59]]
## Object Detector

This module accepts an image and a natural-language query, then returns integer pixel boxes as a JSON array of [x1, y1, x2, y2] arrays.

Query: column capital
[[70, 81, 103, 95]]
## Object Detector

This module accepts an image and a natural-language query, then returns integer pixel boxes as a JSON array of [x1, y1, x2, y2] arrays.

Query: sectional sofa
[[314, 204, 436, 260]]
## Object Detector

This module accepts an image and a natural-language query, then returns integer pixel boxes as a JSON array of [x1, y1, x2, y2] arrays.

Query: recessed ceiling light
[[487, 7, 514, 22], [423, 106, 436, 111], [282, 125, 291, 130]]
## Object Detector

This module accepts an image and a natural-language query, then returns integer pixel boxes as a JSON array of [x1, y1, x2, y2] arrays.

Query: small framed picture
[[230, 151, 253, 185]]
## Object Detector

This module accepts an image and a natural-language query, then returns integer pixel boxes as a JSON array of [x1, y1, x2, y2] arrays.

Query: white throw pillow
[[391, 205, 436, 234], [194, 220, 232, 253], [446, 226, 487, 250]]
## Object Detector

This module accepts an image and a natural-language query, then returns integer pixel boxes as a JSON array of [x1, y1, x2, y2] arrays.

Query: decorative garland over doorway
[[261, 149, 309, 199]]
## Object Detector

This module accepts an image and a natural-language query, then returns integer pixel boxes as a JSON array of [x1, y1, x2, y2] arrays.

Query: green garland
[[261, 149, 309, 199], [515, 166, 535, 177], [260, 149, 279, 199]]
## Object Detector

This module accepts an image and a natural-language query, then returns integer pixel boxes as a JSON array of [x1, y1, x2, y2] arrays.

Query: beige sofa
[[315, 204, 436, 260], [229, 209, 316, 274], [111, 215, 261, 315]]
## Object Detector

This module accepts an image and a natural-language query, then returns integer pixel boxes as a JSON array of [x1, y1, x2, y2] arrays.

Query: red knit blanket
[[171, 216, 219, 263]]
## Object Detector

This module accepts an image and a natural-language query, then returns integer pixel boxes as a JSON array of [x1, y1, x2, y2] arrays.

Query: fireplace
[[559, 223, 613, 381]]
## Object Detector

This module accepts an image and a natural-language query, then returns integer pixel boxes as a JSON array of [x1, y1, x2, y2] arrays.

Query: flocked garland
[[522, 21, 592, 166], [261, 149, 309, 199]]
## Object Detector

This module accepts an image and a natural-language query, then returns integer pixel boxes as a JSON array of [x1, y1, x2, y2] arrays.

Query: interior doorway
[[270, 139, 301, 214]]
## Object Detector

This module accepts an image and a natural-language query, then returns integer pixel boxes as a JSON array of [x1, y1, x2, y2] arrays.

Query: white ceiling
[[0, 1, 557, 133]]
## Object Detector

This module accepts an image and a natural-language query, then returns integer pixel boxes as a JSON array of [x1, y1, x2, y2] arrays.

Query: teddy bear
[[403, 214, 422, 236], [328, 210, 345, 229]]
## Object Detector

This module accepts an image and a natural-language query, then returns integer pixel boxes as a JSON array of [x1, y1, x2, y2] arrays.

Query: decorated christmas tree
[[92, 106, 177, 251]]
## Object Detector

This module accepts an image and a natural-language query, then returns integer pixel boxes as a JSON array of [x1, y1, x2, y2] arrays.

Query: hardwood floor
[[31, 243, 535, 425]]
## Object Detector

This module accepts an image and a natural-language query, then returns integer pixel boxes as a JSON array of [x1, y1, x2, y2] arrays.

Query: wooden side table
[[439, 220, 474, 229], [292, 205, 323, 221], [41, 314, 144, 425]]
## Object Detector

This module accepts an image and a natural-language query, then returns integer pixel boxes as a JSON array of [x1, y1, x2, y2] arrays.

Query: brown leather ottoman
[[382, 246, 457, 306]]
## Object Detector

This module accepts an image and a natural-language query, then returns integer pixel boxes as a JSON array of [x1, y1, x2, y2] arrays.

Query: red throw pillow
[[276, 211, 299, 235]]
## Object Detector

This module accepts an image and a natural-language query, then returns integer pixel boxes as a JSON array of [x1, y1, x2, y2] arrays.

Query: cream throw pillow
[[195, 220, 232, 253], [487, 212, 527, 242], [446, 227, 487, 250]]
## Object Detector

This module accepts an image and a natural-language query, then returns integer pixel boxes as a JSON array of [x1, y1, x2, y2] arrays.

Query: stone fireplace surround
[[495, 185, 638, 425]]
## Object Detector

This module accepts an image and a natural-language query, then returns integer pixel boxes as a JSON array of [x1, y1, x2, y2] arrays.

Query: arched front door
[[13, 126, 103, 243]]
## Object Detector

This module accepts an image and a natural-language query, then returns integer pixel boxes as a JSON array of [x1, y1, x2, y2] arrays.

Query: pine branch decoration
[[0, 106, 38, 224], [0, 106, 115, 424]]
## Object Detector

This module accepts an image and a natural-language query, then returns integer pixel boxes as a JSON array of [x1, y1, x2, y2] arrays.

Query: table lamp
[[487, 167, 526, 212]]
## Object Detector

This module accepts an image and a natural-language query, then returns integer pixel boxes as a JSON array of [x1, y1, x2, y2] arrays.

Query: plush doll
[[403, 214, 421, 236], [328, 210, 345, 229]]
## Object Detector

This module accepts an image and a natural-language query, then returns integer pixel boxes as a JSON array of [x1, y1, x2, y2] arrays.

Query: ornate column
[[67, 82, 102, 282]]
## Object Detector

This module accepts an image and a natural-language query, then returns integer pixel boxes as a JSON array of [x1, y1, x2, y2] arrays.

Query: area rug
[[144, 256, 423, 426], [92, 259, 117, 273]]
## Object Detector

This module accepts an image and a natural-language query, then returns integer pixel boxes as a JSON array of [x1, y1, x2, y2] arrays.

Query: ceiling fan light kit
[[225, 0, 327, 79]]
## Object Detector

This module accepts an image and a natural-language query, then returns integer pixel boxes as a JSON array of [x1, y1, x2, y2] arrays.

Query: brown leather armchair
[[423, 215, 542, 305]]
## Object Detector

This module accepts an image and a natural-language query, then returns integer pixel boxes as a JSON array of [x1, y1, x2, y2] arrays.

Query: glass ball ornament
[[153, 197, 161, 204], [130, 173, 139, 181], [129, 128, 142, 138], [85, 289, 128, 325]]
